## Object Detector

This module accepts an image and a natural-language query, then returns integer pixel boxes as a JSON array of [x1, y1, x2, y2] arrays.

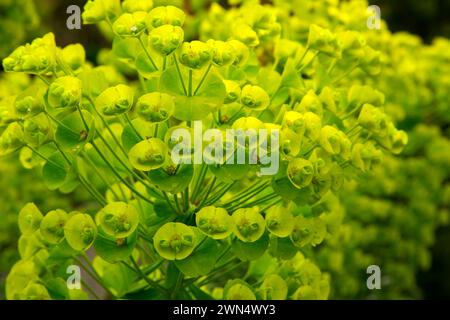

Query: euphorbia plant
[[1, 0, 408, 300]]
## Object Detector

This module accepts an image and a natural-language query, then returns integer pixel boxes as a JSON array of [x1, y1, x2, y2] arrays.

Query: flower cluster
[[5, 0, 445, 301]]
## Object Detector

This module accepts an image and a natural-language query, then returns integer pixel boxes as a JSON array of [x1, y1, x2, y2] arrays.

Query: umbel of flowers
[[0, 0, 412, 300]]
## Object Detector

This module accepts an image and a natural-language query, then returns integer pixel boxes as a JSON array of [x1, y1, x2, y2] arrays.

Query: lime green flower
[[147, 5, 186, 28], [149, 25, 184, 56], [307, 24, 341, 58], [223, 80, 241, 104], [40, 209, 68, 244], [179, 41, 212, 69], [153, 222, 196, 260], [241, 85, 270, 110], [96, 202, 139, 238], [128, 138, 168, 171], [112, 12, 148, 37], [82, 0, 121, 24], [232, 23, 259, 47], [196, 206, 233, 239], [2, 33, 56, 74], [95, 84, 134, 116], [136, 92, 174, 123], [60, 44, 86, 71], [48, 76, 82, 108], [287, 158, 314, 189], [207, 40, 236, 67], [228, 40, 250, 66], [64, 213, 97, 251], [122, 0, 154, 13], [232, 207, 265, 242], [18, 203, 43, 235], [260, 274, 288, 300], [265, 205, 295, 238]]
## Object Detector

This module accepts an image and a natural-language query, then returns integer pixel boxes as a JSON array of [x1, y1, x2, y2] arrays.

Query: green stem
[[197, 177, 217, 209], [193, 63, 212, 95], [124, 113, 143, 140], [188, 69, 193, 96], [138, 36, 158, 71], [173, 54, 187, 95]]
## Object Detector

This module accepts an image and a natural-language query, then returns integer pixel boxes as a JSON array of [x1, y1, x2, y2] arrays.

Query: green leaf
[[42, 152, 70, 190], [121, 117, 155, 152], [55, 110, 94, 152], [112, 37, 140, 60], [268, 235, 298, 260], [93, 256, 135, 298], [42, 277, 69, 300], [94, 230, 137, 263], [188, 285, 214, 300], [160, 66, 226, 121], [174, 233, 225, 277], [135, 51, 159, 79], [148, 164, 193, 193], [280, 59, 303, 89], [257, 67, 281, 96], [232, 233, 269, 261]]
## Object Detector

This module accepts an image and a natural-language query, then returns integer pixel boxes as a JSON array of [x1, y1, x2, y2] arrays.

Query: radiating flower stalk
[[0, 0, 447, 300]]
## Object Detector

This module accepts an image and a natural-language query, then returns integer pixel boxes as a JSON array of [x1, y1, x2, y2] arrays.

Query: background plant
[[0, 0, 448, 300]]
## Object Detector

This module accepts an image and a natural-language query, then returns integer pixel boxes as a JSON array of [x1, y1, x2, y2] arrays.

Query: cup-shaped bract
[[17, 282, 51, 300], [290, 216, 326, 248], [48, 76, 82, 108], [389, 128, 408, 155], [136, 92, 174, 123], [207, 40, 236, 67], [232, 207, 265, 242], [357, 104, 389, 137], [40, 209, 68, 244], [303, 112, 322, 141], [82, 0, 121, 24], [282, 111, 306, 137], [18, 203, 43, 235], [275, 39, 300, 63], [147, 5, 186, 28], [112, 12, 148, 37], [228, 40, 250, 66], [14, 93, 44, 118], [0, 122, 24, 155], [2, 33, 56, 74], [287, 158, 314, 189], [241, 85, 270, 111], [122, 0, 153, 12], [351, 142, 382, 172], [179, 41, 212, 69], [232, 23, 259, 47], [224, 282, 256, 300], [318, 126, 343, 155], [128, 138, 168, 171], [96, 202, 139, 238], [95, 84, 134, 116], [149, 25, 184, 56], [338, 31, 366, 59], [223, 80, 241, 104], [260, 274, 288, 300], [64, 213, 97, 251], [307, 24, 341, 58], [61, 44, 86, 71], [265, 205, 295, 238], [153, 222, 196, 260], [295, 90, 323, 117], [347, 85, 385, 108], [196, 206, 233, 239]]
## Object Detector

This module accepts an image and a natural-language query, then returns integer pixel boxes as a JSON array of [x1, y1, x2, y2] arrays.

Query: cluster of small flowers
[[0, 0, 412, 300]]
